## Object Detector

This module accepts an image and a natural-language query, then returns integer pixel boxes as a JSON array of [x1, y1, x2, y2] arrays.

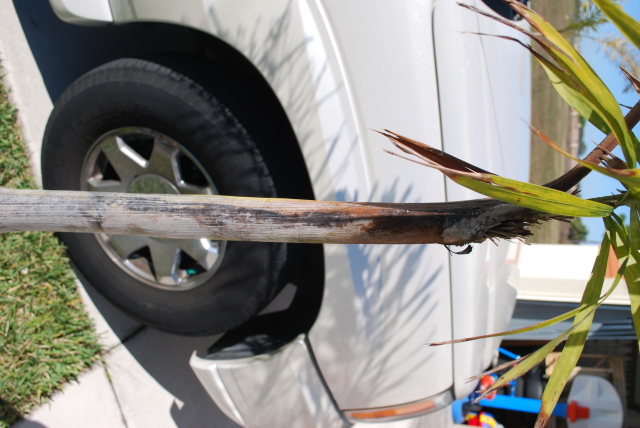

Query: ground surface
[[0, 65, 101, 427]]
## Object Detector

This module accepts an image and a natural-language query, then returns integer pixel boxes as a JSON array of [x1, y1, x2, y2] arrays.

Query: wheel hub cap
[[128, 174, 179, 195], [81, 127, 226, 291]]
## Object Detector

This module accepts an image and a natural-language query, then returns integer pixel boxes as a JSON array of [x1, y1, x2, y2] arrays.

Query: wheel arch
[[26, 0, 327, 336], [25, 1, 322, 194], [33, 0, 353, 200]]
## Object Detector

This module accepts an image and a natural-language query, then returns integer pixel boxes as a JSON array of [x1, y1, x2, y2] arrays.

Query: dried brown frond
[[622, 67, 640, 96]]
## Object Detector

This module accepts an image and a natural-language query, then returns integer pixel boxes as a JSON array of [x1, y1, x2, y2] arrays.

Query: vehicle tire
[[42, 56, 313, 335]]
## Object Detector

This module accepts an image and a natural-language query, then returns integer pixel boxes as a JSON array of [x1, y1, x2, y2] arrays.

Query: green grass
[[0, 69, 101, 427]]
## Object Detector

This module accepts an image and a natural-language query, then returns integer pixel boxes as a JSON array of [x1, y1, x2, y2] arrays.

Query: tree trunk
[[0, 188, 544, 246]]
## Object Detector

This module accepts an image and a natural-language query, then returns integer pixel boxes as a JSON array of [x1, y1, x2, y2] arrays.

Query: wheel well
[[18, 1, 325, 338], [16, 1, 259, 102]]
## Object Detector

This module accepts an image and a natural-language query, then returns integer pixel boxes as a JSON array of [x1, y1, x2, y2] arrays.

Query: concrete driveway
[[12, 273, 240, 428]]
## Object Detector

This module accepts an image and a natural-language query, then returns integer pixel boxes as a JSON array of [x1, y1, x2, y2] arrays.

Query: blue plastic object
[[451, 399, 468, 424], [479, 395, 568, 417], [498, 347, 520, 361]]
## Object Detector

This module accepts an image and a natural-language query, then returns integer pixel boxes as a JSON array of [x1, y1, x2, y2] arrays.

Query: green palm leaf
[[605, 214, 640, 352], [592, 0, 640, 51], [505, 0, 637, 167], [537, 237, 615, 427], [380, 129, 613, 217], [452, 174, 612, 217]]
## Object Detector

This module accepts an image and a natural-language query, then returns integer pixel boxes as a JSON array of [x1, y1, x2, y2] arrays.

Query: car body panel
[[190, 335, 349, 428], [101, 0, 457, 409], [49, 0, 113, 23], [433, 0, 530, 397], [303, 0, 454, 409]]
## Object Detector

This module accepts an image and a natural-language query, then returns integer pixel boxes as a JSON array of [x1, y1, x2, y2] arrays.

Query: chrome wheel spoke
[[181, 239, 222, 271], [148, 241, 181, 286], [105, 234, 149, 259], [100, 135, 147, 182], [146, 138, 179, 181], [175, 182, 214, 195], [86, 178, 128, 192]]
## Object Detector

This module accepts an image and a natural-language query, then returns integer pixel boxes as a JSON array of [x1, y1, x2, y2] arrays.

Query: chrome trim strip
[[343, 387, 454, 423], [190, 334, 348, 428]]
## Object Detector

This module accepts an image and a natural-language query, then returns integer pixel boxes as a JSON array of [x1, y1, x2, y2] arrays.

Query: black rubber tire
[[42, 57, 312, 335]]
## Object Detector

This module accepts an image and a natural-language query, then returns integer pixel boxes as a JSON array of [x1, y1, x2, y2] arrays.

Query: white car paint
[[49, 0, 113, 23], [433, 0, 530, 397]]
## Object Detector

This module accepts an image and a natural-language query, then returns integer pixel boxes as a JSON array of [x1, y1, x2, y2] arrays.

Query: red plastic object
[[567, 401, 590, 422], [479, 375, 497, 400]]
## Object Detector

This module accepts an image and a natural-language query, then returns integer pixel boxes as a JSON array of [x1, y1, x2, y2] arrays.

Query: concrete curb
[[0, 0, 50, 188]]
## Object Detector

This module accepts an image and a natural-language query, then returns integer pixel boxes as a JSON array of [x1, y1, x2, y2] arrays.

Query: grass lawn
[[0, 67, 101, 427]]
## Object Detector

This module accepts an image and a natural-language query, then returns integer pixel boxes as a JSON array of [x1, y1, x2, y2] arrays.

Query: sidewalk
[[12, 272, 239, 428]]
